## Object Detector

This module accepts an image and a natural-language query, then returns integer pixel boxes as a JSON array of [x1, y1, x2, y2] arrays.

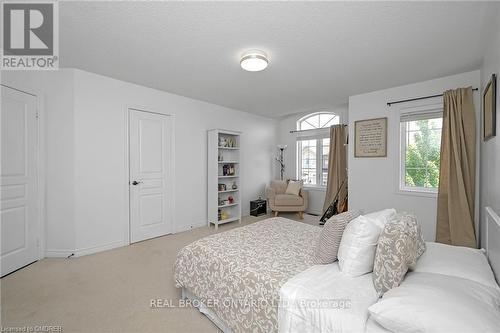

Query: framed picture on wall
[[483, 73, 496, 141], [354, 117, 388, 157]]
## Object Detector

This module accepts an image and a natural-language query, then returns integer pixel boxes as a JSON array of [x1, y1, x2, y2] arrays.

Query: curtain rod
[[289, 124, 347, 134], [387, 88, 479, 106]]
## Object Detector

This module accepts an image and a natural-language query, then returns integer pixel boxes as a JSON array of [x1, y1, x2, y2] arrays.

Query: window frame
[[398, 105, 443, 196], [296, 112, 339, 188]]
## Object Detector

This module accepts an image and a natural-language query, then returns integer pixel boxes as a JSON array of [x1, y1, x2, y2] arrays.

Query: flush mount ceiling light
[[240, 50, 268, 72]]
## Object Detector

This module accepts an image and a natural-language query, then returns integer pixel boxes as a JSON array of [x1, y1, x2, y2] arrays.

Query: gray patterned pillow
[[314, 211, 360, 264], [399, 212, 426, 259], [372, 213, 425, 296]]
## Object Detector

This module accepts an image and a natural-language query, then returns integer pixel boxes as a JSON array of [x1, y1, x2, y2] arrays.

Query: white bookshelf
[[208, 129, 242, 229]]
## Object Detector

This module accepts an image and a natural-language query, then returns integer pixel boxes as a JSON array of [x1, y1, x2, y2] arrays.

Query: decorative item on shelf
[[218, 209, 222, 221], [228, 196, 234, 204], [275, 145, 287, 180], [222, 164, 235, 176], [218, 183, 227, 191], [218, 197, 225, 206], [218, 151, 223, 161], [220, 210, 229, 220], [219, 137, 227, 147], [232, 181, 238, 190]]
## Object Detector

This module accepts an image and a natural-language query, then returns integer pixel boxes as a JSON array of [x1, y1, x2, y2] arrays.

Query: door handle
[[131, 181, 142, 185]]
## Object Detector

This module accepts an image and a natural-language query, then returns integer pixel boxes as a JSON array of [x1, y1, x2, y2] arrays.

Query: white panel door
[[129, 109, 172, 243], [1, 86, 39, 276]]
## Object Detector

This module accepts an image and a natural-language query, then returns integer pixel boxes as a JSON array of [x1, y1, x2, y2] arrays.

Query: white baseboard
[[74, 240, 125, 257], [175, 220, 207, 233], [46, 240, 125, 258], [45, 249, 75, 258]]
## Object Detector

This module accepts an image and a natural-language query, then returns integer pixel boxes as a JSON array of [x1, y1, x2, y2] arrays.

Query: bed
[[174, 209, 500, 333], [174, 217, 321, 333]]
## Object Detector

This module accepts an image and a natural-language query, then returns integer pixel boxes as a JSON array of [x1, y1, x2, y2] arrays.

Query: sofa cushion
[[270, 180, 288, 194], [275, 194, 304, 206]]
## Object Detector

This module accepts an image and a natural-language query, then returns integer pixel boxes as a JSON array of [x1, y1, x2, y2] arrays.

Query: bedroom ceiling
[[60, 1, 499, 118]]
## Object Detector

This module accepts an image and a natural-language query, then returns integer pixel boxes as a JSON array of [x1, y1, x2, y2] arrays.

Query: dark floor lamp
[[275, 145, 287, 180]]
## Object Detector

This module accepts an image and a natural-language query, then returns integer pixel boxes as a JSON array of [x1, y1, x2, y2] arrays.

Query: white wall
[[479, 9, 500, 248], [2, 69, 277, 256], [72, 70, 277, 253], [277, 105, 348, 215], [348, 71, 481, 241]]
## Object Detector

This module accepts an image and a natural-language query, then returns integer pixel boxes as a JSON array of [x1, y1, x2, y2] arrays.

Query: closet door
[[1, 86, 39, 276], [129, 109, 173, 243]]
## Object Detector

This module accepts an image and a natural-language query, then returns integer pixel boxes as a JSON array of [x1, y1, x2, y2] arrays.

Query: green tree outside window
[[405, 119, 442, 189]]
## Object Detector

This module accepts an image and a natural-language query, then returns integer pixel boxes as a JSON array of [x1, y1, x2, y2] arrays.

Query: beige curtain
[[322, 125, 347, 213], [436, 87, 477, 248]]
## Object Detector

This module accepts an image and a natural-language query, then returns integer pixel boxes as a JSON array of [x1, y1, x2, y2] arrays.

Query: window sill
[[396, 188, 438, 198], [303, 185, 327, 191]]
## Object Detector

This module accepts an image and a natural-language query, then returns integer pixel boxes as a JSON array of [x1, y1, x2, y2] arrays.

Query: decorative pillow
[[338, 209, 396, 277], [411, 242, 498, 290], [398, 212, 426, 258], [368, 272, 500, 333], [372, 216, 418, 296], [285, 180, 302, 196], [314, 211, 360, 265]]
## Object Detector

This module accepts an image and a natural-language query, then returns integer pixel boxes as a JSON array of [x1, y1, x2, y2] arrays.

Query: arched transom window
[[296, 112, 340, 187], [297, 112, 340, 131]]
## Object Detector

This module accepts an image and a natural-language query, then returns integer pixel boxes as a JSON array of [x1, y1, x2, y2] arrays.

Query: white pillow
[[285, 180, 302, 195], [368, 272, 500, 333], [411, 242, 498, 290], [364, 208, 397, 229], [338, 209, 396, 277]]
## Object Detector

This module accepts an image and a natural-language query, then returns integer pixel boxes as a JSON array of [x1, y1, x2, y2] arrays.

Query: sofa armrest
[[265, 187, 276, 207], [300, 189, 309, 211]]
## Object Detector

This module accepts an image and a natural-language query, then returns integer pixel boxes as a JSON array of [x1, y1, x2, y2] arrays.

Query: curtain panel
[[436, 87, 477, 248], [322, 125, 347, 213]]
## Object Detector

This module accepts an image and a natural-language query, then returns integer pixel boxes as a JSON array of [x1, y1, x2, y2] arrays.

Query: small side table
[[250, 199, 267, 217]]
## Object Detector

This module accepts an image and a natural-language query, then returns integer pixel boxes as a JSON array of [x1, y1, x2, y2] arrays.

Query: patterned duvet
[[174, 217, 321, 333]]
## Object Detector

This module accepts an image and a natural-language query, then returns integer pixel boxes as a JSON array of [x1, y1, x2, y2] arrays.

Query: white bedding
[[278, 263, 380, 333]]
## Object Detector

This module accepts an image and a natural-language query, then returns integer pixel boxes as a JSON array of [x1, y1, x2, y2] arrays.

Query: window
[[400, 108, 443, 193], [297, 113, 339, 187]]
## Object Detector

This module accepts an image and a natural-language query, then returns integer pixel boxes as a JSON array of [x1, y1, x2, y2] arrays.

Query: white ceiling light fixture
[[240, 49, 269, 72]]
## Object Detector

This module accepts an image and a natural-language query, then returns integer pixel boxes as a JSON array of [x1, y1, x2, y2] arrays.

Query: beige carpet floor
[[1, 213, 320, 333]]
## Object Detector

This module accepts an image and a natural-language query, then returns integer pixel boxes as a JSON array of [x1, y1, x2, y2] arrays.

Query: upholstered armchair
[[265, 180, 308, 219]]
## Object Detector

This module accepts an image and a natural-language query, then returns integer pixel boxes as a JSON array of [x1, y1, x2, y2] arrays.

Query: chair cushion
[[275, 194, 304, 206], [270, 180, 288, 194]]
